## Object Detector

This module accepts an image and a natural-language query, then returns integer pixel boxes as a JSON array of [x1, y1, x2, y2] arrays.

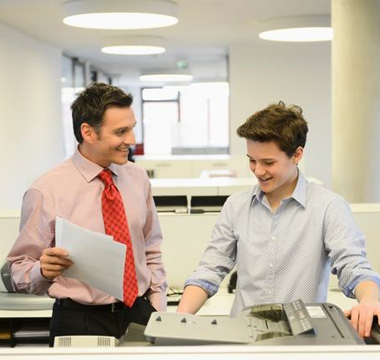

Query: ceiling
[[0, 0, 331, 85]]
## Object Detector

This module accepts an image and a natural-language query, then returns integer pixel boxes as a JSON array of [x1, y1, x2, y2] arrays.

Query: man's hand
[[39, 247, 73, 280], [345, 280, 380, 337]]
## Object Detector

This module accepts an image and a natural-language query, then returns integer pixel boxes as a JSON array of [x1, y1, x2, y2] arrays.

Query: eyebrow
[[114, 122, 137, 132], [246, 154, 275, 161]]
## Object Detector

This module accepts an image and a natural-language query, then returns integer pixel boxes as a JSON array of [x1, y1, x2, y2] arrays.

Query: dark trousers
[[49, 296, 156, 347]]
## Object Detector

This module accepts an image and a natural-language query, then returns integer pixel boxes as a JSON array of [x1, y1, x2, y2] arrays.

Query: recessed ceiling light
[[140, 70, 193, 82], [101, 36, 165, 55], [259, 15, 332, 42], [63, 0, 178, 30]]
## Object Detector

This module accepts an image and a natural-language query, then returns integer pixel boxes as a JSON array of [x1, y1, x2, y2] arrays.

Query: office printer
[[144, 299, 365, 346]]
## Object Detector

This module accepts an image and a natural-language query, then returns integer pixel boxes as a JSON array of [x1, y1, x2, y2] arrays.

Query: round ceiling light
[[63, 0, 178, 30], [140, 70, 193, 82], [259, 15, 332, 42], [101, 36, 165, 55]]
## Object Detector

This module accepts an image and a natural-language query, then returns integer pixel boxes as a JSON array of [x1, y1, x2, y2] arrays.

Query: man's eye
[[265, 162, 274, 165]]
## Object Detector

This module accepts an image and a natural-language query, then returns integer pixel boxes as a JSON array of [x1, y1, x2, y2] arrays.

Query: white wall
[[229, 42, 332, 188], [0, 22, 64, 210]]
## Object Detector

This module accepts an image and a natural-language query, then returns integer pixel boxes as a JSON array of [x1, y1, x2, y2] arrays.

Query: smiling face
[[79, 105, 136, 168], [247, 139, 303, 202]]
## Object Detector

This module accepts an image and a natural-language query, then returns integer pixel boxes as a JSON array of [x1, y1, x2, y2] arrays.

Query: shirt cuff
[[184, 278, 219, 297], [344, 276, 380, 299], [30, 261, 54, 294]]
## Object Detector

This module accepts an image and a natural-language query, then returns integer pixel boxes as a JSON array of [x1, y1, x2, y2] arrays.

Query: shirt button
[[271, 236, 276, 241], [267, 290, 272, 295], [269, 263, 273, 268]]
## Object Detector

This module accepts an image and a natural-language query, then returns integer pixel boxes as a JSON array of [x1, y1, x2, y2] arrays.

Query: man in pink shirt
[[7, 83, 167, 346]]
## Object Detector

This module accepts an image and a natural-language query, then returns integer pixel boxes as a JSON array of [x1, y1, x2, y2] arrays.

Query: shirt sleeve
[[184, 196, 237, 297], [323, 195, 380, 298], [143, 180, 168, 311], [7, 188, 55, 295]]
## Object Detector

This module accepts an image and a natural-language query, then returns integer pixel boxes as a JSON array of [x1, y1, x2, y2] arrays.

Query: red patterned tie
[[98, 169, 138, 307]]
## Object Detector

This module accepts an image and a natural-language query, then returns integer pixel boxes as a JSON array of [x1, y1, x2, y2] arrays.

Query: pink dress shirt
[[7, 149, 168, 311]]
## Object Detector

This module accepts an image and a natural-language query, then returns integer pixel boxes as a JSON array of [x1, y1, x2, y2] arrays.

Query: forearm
[[355, 280, 380, 302], [177, 285, 208, 314], [9, 258, 52, 295]]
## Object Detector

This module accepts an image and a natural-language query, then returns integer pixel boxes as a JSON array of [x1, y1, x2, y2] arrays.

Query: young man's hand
[[39, 247, 73, 280], [344, 280, 380, 337]]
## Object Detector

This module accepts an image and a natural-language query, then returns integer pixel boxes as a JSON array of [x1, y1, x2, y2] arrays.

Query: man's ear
[[293, 146, 304, 165], [81, 123, 96, 144]]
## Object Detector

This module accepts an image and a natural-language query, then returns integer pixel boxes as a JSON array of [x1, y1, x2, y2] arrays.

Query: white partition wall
[[0, 22, 63, 210]]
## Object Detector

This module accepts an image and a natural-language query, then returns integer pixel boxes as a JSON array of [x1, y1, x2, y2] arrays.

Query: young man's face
[[86, 106, 136, 168], [246, 139, 303, 200]]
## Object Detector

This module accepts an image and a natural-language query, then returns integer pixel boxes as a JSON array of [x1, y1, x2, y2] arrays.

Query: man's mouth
[[116, 148, 129, 153], [259, 177, 272, 183]]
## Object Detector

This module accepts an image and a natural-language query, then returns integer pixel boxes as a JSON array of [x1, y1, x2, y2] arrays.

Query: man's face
[[246, 139, 302, 200], [88, 106, 136, 168]]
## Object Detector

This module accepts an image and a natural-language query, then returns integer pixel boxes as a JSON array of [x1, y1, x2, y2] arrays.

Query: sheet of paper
[[55, 216, 126, 301]]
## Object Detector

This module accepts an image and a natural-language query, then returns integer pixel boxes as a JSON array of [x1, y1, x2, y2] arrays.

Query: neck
[[266, 169, 299, 212], [78, 143, 110, 168]]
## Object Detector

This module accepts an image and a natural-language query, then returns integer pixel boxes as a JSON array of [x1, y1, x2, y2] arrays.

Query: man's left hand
[[344, 297, 380, 337]]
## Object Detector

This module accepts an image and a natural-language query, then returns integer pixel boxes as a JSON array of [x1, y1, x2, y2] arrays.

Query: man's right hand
[[39, 247, 73, 280]]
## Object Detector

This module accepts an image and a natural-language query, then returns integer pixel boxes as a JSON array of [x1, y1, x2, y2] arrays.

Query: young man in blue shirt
[[177, 101, 380, 338]]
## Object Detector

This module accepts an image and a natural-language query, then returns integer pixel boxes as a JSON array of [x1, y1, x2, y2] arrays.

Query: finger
[[40, 252, 73, 266], [364, 310, 374, 338], [350, 307, 359, 332], [41, 269, 64, 280], [357, 309, 369, 338], [43, 255, 73, 266], [43, 247, 69, 257], [41, 263, 71, 271], [41, 261, 73, 280]]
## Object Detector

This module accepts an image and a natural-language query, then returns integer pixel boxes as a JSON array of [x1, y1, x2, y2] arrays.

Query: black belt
[[55, 298, 131, 313]]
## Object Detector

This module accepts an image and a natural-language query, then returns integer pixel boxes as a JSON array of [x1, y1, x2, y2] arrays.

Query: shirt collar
[[72, 148, 120, 182], [252, 170, 307, 208]]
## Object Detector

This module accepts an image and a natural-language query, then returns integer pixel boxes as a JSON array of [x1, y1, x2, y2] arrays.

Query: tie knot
[[98, 169, 114, 187]]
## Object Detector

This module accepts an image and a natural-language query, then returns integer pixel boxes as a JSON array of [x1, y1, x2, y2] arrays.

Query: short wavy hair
[[71, 82, 133, 143], [237, 101, 309, 157]]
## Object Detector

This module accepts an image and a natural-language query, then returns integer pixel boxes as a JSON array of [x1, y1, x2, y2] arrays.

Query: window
[[141, 82, 229, 156], [61, 55, 86, 158]]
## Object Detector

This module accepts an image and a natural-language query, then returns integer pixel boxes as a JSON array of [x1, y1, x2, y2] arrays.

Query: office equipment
[[54, 335, 118, 348], [0, 261, 13, 293], [144, 300, 364, 346], [190, 195, 229, 213], [153, 195, 188, 213]]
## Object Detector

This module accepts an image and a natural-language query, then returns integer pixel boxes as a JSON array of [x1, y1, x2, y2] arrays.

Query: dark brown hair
[[71, 82, 133, 143], [237, 101, 309, 157]]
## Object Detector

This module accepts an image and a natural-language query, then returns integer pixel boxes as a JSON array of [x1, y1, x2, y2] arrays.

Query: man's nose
[[254, 164, 265, 176], [124, 131, 136, 146]]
